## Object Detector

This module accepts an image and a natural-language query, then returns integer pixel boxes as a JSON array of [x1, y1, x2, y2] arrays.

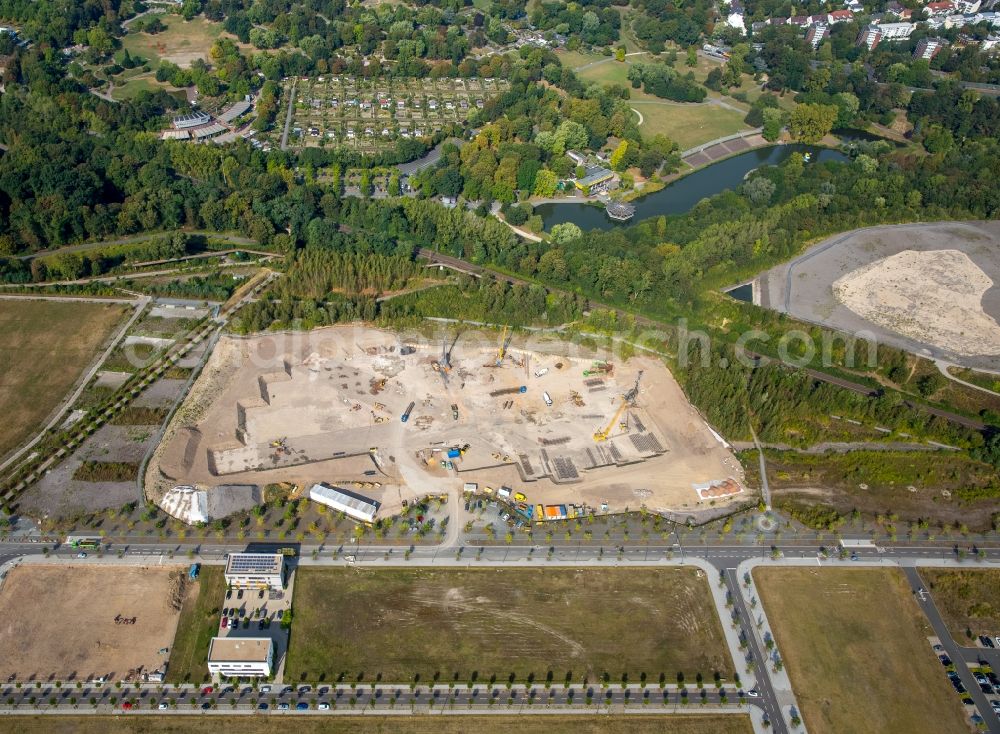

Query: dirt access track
[[148, 325, 745, 521], [755, 221, 1000, 371], [0, 565, 188, 682]]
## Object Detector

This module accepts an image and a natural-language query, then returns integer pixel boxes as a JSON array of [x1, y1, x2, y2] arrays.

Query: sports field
[[287, 568, 730, 684], [0, 298, 128, 460], [0, 715, 754, 734], [165, 566, 225, 684], [754, 567, 967, 734]]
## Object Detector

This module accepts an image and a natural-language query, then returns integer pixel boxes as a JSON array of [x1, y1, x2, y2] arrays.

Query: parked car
[[202, 687, 214, 695], [77, 552, 87, 559], [259, 589, 265, 599], [278, 703, 290, 710], [221, 617, 228, 629], [260, 685, 271, 694], [746, 689, 760, 698], [296, 702, 309, 710], [121, 702, 132, 710], [226, 589, 233, 600], [318, 702, 330, 710], [258, 702, 269, 710], [237, 589, 244, 599], [201, 702, 211, 710], [939, 655, 952, 666], [979, 635, 995, 648], [991, 700, 1000, 714], [158, 702, 168, 710]]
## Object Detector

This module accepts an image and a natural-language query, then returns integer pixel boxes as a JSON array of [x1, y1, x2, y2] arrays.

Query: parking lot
[[215, 568, 295, 683]]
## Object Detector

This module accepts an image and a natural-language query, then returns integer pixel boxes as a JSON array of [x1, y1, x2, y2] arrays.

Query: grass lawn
[[166, 566, 225, 684], [754, 567, 968, 734], [112, 73, 186, 102], [286, 568, 730, 685], [556, 48, 610, 71], [122, 17, 229, 69], [0, 299, 128, 460], [632, 103, 749, 150], [922, 569, 1000, 640], [573, 58, 751, 149], [0, 715, 754, 734]]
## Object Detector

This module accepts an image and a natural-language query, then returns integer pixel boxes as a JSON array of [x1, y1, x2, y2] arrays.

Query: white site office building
[[309, 483, 380, 523], [207, 637, 274, 678]]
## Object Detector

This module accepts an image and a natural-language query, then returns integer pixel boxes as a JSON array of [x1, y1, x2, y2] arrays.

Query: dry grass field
[[286, 567, 730, 685], [0, 566, 189, 682], [165, 566, 226, 684], [922, 569, 1000, 640], [0, 715, 754, 734], [0, 298, 128, 460], [122, 17, 230, 68], [754, 567, 968, 734]]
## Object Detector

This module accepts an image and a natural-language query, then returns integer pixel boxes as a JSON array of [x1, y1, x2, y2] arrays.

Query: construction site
[[146, 325, 746, 523]]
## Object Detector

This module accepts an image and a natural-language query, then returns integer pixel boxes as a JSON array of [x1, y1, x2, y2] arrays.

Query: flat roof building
[[207, 637, 273, 678], [224, 552, 284, 589], [309, 483, 380, 523], [575, 165, 615, 191]]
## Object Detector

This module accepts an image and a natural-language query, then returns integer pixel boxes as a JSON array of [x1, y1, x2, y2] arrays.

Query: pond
[[536, 144, 849, 232], [726, 283, 753, 303]]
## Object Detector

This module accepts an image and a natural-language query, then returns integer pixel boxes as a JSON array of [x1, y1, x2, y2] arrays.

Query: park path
[[934, 359, 1000, 396]]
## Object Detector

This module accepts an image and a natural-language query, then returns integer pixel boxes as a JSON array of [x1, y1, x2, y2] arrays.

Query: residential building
[[914, 36, 947, 59], [309, 483, 381, 523], [807, 23, 829, 49], [926, 1, 956, 15], [224, 553, 285, 589], [876, 21, 915, 39], [828, 9, 854, 22], [857, 25, 883, 49], [207, 637, 274, 678]]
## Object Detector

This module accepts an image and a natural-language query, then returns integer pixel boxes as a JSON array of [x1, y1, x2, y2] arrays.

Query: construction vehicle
[[593, 370, 643, 441], [624, 370, 643, 404], [495, 325, 513, 366], [583, 361, 614, 377], [401, 401, 415, 423], [593, 400, 628, 442], [451, 403, 459, 420]]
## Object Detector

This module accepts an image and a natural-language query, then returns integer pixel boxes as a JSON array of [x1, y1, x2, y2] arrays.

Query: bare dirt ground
[[833, 249, 1000, 357], [148, 325, 745, 520], [0, 566, 188, 682], [755, 221, 1000, 370]]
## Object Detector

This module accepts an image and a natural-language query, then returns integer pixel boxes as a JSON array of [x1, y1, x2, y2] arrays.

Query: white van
[[534, 368, 549, 377], [542, 392, 553, 406], [463, 482, 478, 492]]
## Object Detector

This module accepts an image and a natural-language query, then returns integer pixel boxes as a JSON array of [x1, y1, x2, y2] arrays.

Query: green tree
[[609, 140, 629, 172], [550, 222, 583, 244], [788, 103, 838, 143], [762, 108, 783, 142], [533, 169, 559, 197]]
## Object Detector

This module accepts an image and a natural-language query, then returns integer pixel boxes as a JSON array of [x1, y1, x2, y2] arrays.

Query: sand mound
[[833, 249, 1000, 357]]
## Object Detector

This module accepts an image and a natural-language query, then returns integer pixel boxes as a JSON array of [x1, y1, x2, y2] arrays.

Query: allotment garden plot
[[278, 76, 509, 151]]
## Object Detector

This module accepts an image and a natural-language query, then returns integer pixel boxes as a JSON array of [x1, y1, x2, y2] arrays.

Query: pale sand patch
[[833, 249, 1000, 357]]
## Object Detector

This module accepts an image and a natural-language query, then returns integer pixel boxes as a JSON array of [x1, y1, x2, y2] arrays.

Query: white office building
[[224, 553, 285, 589], [207, 637, 274, 678]]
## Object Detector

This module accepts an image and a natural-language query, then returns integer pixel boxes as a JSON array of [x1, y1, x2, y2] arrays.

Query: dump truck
[[401, 401, 415, 422], [451, 403, 459, 420]]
